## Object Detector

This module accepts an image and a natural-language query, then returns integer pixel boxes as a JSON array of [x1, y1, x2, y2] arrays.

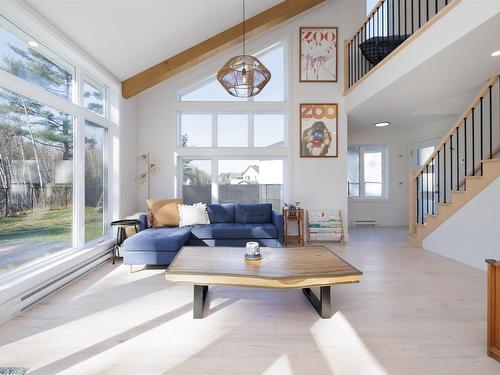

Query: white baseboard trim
[[0, 241, 113, 325]]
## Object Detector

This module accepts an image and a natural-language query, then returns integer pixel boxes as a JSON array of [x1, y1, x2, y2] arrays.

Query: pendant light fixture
[[217, 0, 271, 98]]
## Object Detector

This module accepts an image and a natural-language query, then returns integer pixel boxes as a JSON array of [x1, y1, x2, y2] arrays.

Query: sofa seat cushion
[[122, 227, 191, 252], [190, 223, 277, 240]]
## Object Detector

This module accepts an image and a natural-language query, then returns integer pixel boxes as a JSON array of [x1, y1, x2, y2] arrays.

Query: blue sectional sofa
[[122, 203, 284, 266]]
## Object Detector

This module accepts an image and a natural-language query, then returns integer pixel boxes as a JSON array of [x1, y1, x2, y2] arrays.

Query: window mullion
[[212, 113, 217, 147], [74, 66, 81, 106], [212, 158, 219, 204]]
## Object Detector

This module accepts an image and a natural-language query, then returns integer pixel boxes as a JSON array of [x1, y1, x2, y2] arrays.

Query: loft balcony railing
[[344, 0, 458, 92], [409, 75, 500, 234]]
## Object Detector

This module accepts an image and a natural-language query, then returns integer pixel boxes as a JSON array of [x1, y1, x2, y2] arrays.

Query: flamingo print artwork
[[300, 27, 338, 82]]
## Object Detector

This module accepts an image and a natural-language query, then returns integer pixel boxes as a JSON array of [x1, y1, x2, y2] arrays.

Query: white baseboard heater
[[352, 220, 378, 227]]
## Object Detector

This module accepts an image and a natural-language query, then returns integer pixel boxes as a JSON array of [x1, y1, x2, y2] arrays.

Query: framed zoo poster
[[300, 27, 338, 82], [300, 103, 338, 158]]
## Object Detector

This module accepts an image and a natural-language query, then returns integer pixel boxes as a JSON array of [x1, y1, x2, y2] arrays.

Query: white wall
[[135, 0, 365, 235], [423, 177, 500, 271], [347, 118, 452, 226], [348, 127, 409, 226], [117, 96, 139, 217]]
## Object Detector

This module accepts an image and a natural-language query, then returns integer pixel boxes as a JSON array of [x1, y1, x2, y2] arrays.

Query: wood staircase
[[409, 158, 500, 247], [409, 74, 500, 247]]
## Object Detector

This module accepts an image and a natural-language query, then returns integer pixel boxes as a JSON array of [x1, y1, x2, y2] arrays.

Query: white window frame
[[83, 120, 109, 246], [174, 37, 291, 203], [82, 74, 107, 118], [177, 41, 287, 103], [0, 3, 119, 287], [177, 156, 288, 205], [348, 145, 388, 200], [178, 110, 288, 149], [412, 137, 440, 170]]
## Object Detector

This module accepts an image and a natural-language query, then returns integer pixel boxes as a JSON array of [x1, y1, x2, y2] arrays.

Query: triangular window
[[178, 43, 285, 102]]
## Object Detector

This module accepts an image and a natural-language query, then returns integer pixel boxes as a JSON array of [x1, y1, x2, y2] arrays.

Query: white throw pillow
[[178, 203, 210, 227]]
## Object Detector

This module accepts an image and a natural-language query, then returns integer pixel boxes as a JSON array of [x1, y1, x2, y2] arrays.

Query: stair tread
[[481, 159, 500, 163]]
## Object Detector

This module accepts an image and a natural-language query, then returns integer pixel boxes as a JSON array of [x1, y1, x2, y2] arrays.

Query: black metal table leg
[[193, 285, 208, 319], [302, 286, 332, 318]]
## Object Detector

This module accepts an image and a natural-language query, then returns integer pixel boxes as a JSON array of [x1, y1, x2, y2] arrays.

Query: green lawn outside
[[0, 207, 104, 243]]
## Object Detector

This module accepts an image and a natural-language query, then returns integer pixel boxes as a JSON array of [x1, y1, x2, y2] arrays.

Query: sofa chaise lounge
[[122, 203, 284, 266]]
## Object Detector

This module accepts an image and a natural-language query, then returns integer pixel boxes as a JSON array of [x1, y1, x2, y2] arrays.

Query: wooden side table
[[282, 208, 304, 246], [110, 219, 140, 264]]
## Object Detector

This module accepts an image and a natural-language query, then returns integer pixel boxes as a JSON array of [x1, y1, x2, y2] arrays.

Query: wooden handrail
[[344, 0, 463, 92], [409, 74, 500, 235], [412, 74, 500, 179]]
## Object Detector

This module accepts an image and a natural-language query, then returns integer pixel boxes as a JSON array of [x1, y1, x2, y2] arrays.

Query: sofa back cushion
[[235, 203, 272, 223], [207, 204, 235, 223], [146, 198, 182, 227]]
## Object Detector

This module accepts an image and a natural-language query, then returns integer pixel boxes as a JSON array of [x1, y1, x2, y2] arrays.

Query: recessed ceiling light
[[491, 50, 500, 57], [27, 40, 39, 48], [374, 121, 390, 128]]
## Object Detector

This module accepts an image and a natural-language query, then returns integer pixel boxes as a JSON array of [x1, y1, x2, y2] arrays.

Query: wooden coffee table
[[165, 246, 362, 319]]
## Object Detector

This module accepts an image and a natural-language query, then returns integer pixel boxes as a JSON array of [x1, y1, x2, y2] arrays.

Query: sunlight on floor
[[310, 311, 388, 375], [262, 354, 293, 375], [1, 228, 498, 374]]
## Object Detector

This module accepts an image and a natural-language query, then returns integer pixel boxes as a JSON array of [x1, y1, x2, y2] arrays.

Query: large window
[[0, 12, 112, 278], [177, 41, 288, 208], [83, 77, 105, 116], [217, 114, 248, 147], [0, 15, 74, 100], [179, 112, 286, 148], [178, 43, 285, 102], [348, 145, 387, 199], [182, 159, 212, 205], [0, 87, 73, 276], [181, 158, 284, 210], [179, 114, 212, 147], [85, 121, 107, 243]]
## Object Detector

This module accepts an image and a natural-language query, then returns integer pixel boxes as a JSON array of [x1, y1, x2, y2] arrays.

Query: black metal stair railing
[[410, 75, 500, 233], [345, 0, 455, 91]]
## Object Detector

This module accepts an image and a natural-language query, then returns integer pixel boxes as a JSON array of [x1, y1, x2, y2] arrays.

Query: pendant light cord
[[242, 0, 245, 55]]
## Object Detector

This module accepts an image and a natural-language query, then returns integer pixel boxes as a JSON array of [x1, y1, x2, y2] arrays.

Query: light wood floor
[[0, 227, 498, 374]]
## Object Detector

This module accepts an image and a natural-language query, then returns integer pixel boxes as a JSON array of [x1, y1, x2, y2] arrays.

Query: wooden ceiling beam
[[121, 0, 327, 98]]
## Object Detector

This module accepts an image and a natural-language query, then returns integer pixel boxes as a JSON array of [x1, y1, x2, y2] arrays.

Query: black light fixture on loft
[[217, 0, 271, 98]]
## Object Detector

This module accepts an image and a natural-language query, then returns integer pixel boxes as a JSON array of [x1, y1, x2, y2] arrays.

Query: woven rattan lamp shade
[[217, 54, 271, 98], [216, 0, 271, 98]]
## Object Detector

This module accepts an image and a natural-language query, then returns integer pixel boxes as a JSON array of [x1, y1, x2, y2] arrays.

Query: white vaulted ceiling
[[25, 0, 283, 80]]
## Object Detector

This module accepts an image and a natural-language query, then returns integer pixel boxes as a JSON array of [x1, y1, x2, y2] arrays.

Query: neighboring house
[[241, 165, 259, 184], [224, 165, 260, 185]]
